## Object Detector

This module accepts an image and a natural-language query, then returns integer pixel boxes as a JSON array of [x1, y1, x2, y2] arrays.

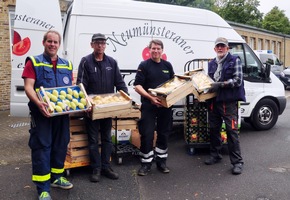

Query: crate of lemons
[[38, 83, 91, 116]]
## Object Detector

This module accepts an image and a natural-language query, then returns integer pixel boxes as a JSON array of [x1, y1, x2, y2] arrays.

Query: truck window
[[230, 43, 264, 82]]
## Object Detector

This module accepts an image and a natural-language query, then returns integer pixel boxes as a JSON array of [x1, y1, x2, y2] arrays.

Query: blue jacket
[[26, 54, 73, 89], [76, 53, 128, 95], [25, 54, 73, 111], [208, 54, 246, 102]]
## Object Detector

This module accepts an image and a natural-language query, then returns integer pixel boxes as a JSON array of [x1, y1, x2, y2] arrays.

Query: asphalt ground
[[1, 90, 290, 200]]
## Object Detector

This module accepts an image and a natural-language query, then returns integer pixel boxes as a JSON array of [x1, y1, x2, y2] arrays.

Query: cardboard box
[[130, 129, 157, 149], [149, 75, 194, 108], [37, 83, 91, 116], [90, 90, 132, 120], [111, 129, 132, 144]]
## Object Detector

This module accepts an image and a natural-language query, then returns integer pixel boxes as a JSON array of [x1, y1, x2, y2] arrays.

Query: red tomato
[[13, 37, 31, 56], [13, 30, 21, 45], [142, 47, 150, 60], [162, 53, 167, 60]]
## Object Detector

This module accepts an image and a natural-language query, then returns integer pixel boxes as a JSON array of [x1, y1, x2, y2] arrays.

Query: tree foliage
[[136, 0, 215, 9], [262, 6, 290, 34], [216, 0, 263, 28], [136, 0, 290, 34]]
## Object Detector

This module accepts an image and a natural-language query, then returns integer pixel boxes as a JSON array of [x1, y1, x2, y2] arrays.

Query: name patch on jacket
[[162, 70, 169, 73]]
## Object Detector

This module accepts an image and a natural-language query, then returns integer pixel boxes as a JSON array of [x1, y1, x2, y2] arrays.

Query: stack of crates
[[65, 114, 90, 170], [184, 94, 229, 154], [184, 95, 209, 146]]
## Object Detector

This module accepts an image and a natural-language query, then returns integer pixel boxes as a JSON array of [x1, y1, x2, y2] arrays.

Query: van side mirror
[[266, 58, 274, 65], [263, 62, 271, 78]]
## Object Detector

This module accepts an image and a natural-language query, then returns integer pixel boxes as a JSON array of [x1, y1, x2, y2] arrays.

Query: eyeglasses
[[93, 41, 106, 45]]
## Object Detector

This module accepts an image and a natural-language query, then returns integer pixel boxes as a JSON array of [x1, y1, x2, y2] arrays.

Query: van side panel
[[64, 0, 244, 104], [10, 0, 63, 116]]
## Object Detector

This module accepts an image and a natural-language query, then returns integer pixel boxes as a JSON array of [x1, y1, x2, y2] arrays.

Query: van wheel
[[250, 99, 278, 131]]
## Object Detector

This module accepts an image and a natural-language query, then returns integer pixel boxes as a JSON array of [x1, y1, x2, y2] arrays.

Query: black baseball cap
[[92, 33, 106, 41]]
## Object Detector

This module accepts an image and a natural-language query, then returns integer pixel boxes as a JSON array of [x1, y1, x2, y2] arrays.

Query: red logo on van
[[142, 47, 167, 61], [12, 31, 31, 56]]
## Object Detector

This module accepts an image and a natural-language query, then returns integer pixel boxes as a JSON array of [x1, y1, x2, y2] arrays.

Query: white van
[[10, 0, 286, 130], [254, 50, 284, 77]]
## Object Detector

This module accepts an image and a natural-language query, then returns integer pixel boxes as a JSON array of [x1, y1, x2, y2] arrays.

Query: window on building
[[258, 39, 263, 50], [242, 35, 248, 43], [277, 42, 281, 58], [250, 37, 255, 49], [265, 40, 270, 50], [271, 41, 276, 53]]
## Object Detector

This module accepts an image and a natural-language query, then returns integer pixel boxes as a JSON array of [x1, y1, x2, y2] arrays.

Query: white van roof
[[71, 0, 243, 43]]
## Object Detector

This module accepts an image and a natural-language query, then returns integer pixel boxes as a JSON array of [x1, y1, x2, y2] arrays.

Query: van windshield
[[230, 43, 265, 82]]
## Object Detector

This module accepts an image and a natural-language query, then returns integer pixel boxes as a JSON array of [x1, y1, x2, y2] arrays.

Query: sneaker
[[204, 156, 222, 165], [232, 163, 243, 175], [90, 169, 100, 182], [51, 177, 73, 189], [39, 191, 52, 200], [138, 165, 151, 176], [156, 162, 170, 173], [101, 167, 119, 180]]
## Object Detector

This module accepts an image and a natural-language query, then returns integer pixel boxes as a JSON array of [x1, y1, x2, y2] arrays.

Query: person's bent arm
[[134, 85, 163, 107], [24, 78, 51, 117]]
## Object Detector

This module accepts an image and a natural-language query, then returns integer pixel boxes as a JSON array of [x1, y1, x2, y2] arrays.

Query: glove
[[208, 82, 223, 92]]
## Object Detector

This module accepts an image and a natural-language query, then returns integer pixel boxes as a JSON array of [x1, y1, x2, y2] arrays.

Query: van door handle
[[16, 86, 25, 91]]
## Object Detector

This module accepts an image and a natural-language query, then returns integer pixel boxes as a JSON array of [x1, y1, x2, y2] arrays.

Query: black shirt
[[134, 58, 175, 91]]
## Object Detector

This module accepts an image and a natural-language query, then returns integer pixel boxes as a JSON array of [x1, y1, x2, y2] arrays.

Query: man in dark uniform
[[76, 33, 128, 182], [22, 30, 73, 200], [134, 39, 175, 176], [205, 37, 246, 175]]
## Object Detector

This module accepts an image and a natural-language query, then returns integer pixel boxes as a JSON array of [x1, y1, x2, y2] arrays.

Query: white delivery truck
[[254, 50, 284, 77], [10, 0, 286, 130]]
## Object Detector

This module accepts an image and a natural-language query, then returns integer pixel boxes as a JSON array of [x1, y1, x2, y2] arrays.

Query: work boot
[[101, 167, 119, 180], [232, 163, 243, 175], [90, 168, 101, 182], [138, 164, 151, 176], [156, 162, 170, 173]]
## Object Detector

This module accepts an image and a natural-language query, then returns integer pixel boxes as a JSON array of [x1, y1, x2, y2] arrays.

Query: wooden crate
[[66, 117, 90, 164], [112, 119, 138, 130], [149, 75, 194, 108], [90, 90, 132, 120], [37, 83, 91, 116], [186, 69, 216, 102], [118, 107, 141, 119], [192, 88, 216, 102]]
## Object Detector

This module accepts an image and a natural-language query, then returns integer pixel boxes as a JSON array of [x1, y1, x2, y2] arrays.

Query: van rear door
[[10, 0, 63, 116]]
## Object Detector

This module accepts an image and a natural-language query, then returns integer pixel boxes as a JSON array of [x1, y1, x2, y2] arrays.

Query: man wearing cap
[[205, 37, 246, 175], [76, 33, 128, 182]]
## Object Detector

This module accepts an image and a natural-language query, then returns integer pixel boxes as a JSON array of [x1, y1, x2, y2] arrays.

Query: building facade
[[0, 1, 290, 111]]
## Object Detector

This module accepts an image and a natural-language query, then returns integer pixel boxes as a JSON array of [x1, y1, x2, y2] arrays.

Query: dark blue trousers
[[29, 111, 70, 195]]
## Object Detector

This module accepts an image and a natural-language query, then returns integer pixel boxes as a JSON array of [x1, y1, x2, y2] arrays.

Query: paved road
[[1, 92, 290, 200]]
